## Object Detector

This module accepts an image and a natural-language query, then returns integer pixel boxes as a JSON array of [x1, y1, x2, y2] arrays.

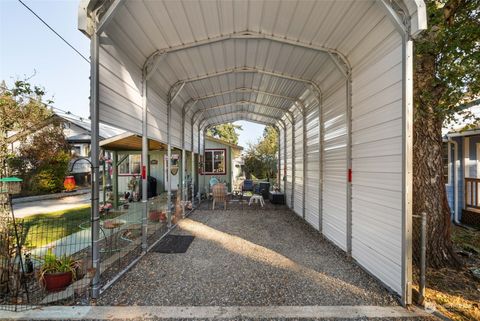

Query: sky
[[0, 0, 264, 148]]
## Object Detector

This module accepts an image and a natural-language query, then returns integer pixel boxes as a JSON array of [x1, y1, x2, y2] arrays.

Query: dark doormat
[[152, 235, 195, 253]]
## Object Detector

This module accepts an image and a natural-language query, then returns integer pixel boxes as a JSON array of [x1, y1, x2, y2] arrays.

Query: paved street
[[12, 192, 91, 218]]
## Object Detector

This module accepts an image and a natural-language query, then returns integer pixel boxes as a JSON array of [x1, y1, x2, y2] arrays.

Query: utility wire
[[17, 0, 90, 63]]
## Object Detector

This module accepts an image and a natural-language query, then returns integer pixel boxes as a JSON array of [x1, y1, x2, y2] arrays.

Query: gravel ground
[[99, 205, 401, 306]]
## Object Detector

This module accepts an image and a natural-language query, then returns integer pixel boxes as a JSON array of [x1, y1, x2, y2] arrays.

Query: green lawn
[[20, 205, 91, 249]]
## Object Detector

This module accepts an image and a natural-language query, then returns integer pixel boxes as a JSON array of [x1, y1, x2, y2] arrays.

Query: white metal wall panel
[[351, 26, 404, 295], [322, 82, 347, 251], [98, 45, 143, 134], [146, 87, 167, 143], [294, 109, 304, 217], [285, 122, 293, 208], [170, 105, 182, 148], [305, 93, 320, 230], [184, 116, 192, 151]]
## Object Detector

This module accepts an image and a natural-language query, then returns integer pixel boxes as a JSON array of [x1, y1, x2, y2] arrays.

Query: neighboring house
[[7, 111, 124, 186], [443, 99, 480, 227], [198, 136, 244, 195], [59, 111, 124, 185]]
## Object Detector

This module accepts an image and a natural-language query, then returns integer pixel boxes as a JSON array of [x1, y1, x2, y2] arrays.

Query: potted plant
[[99, 202, 113, 214], [148, 210, 161, 222], [38, 250, 79, 292]]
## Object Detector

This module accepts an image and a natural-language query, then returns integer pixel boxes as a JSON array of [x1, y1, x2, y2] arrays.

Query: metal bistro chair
[[212, 183, 228, 210]]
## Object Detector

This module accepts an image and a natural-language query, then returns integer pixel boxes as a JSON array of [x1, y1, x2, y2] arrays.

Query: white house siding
[[350, 16, 404, 294], [304, 93, 321, 230]]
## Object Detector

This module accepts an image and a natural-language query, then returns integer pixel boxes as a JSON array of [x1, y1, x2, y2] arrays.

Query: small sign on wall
[[150, 159, 158, 165]]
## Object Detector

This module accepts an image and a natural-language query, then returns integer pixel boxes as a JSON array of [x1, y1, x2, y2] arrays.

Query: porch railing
[[465, 178, 480, 210]]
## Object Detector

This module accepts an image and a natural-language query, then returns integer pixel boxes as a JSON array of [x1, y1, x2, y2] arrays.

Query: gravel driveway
[[99, 205, 401, 307]]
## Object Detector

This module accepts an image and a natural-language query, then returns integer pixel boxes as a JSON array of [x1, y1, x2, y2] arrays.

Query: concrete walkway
[[12, 192, 91, 218], [0, 305, 436, 320]]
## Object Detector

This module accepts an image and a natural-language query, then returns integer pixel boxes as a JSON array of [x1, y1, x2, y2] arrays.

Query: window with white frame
[[119, 154, 141, 175], [203, 149, 226, 174]]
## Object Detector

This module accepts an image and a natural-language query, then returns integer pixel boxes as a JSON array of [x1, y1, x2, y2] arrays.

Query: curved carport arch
[[80, 0, 426, 305], [170, 67, 319, 217], [168, 68, 315, 216]]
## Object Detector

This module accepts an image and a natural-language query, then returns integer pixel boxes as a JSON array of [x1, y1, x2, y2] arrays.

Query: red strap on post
[[348, 168, 352, 183], [142, 165, 146, 180]]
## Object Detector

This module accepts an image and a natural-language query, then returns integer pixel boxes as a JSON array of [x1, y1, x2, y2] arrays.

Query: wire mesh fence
[[1, 186, 197, 311], [0, 215, 92, 311]]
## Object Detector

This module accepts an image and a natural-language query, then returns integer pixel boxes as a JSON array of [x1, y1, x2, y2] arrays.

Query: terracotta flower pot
[[159, 212, 167, 222], [149, 211, 161, 221], [42, 271, 73, 292]]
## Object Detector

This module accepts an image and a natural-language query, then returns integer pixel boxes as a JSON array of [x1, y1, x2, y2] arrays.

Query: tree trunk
[[412, 94, 461, 269]]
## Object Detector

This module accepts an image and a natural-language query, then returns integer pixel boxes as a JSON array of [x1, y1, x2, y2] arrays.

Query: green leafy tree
[[244, 126, 278, 181], [206, 123, 242, 145], [0, 80, 69, 195], [413, 0, 480, 267]]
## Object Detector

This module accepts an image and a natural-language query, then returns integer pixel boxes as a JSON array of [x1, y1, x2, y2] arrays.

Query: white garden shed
[[78, 0, 426, 306]]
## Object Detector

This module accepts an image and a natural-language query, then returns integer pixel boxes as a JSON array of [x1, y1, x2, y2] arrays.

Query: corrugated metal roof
[[93, 0, 368, 129], [80, 0, 424, 132]]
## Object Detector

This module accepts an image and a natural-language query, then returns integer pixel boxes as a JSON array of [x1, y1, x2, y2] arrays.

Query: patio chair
[[212, 183, 228, 210], [241, 179, 254, 198]]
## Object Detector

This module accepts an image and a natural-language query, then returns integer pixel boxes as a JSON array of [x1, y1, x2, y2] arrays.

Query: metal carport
[[78, 0, 426, 306]]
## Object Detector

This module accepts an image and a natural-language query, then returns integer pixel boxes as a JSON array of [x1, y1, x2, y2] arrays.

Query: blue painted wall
[[445, 136, 464, 220]]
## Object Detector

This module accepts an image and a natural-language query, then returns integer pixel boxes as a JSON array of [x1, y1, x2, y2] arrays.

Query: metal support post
[[346, 74, 353, 255], [141, 77, 148, 252], [318, 94, 324, 233], [102, 157, 106, 205], [283, 124, 287, 195], [167, 100, 172, 228], [89, 30, 101, 300], [191, 152, 195, 208], [112, 151, 118, 209], [302, 109, 307, 219], [182, 148, 186, 217], [402, 36, 414, 306], [277, 128, 281, 189], [291, 121, 295, 209]]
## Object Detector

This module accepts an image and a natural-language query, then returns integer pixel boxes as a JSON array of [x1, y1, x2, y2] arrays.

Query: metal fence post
[[419, 211, 427, 304]]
